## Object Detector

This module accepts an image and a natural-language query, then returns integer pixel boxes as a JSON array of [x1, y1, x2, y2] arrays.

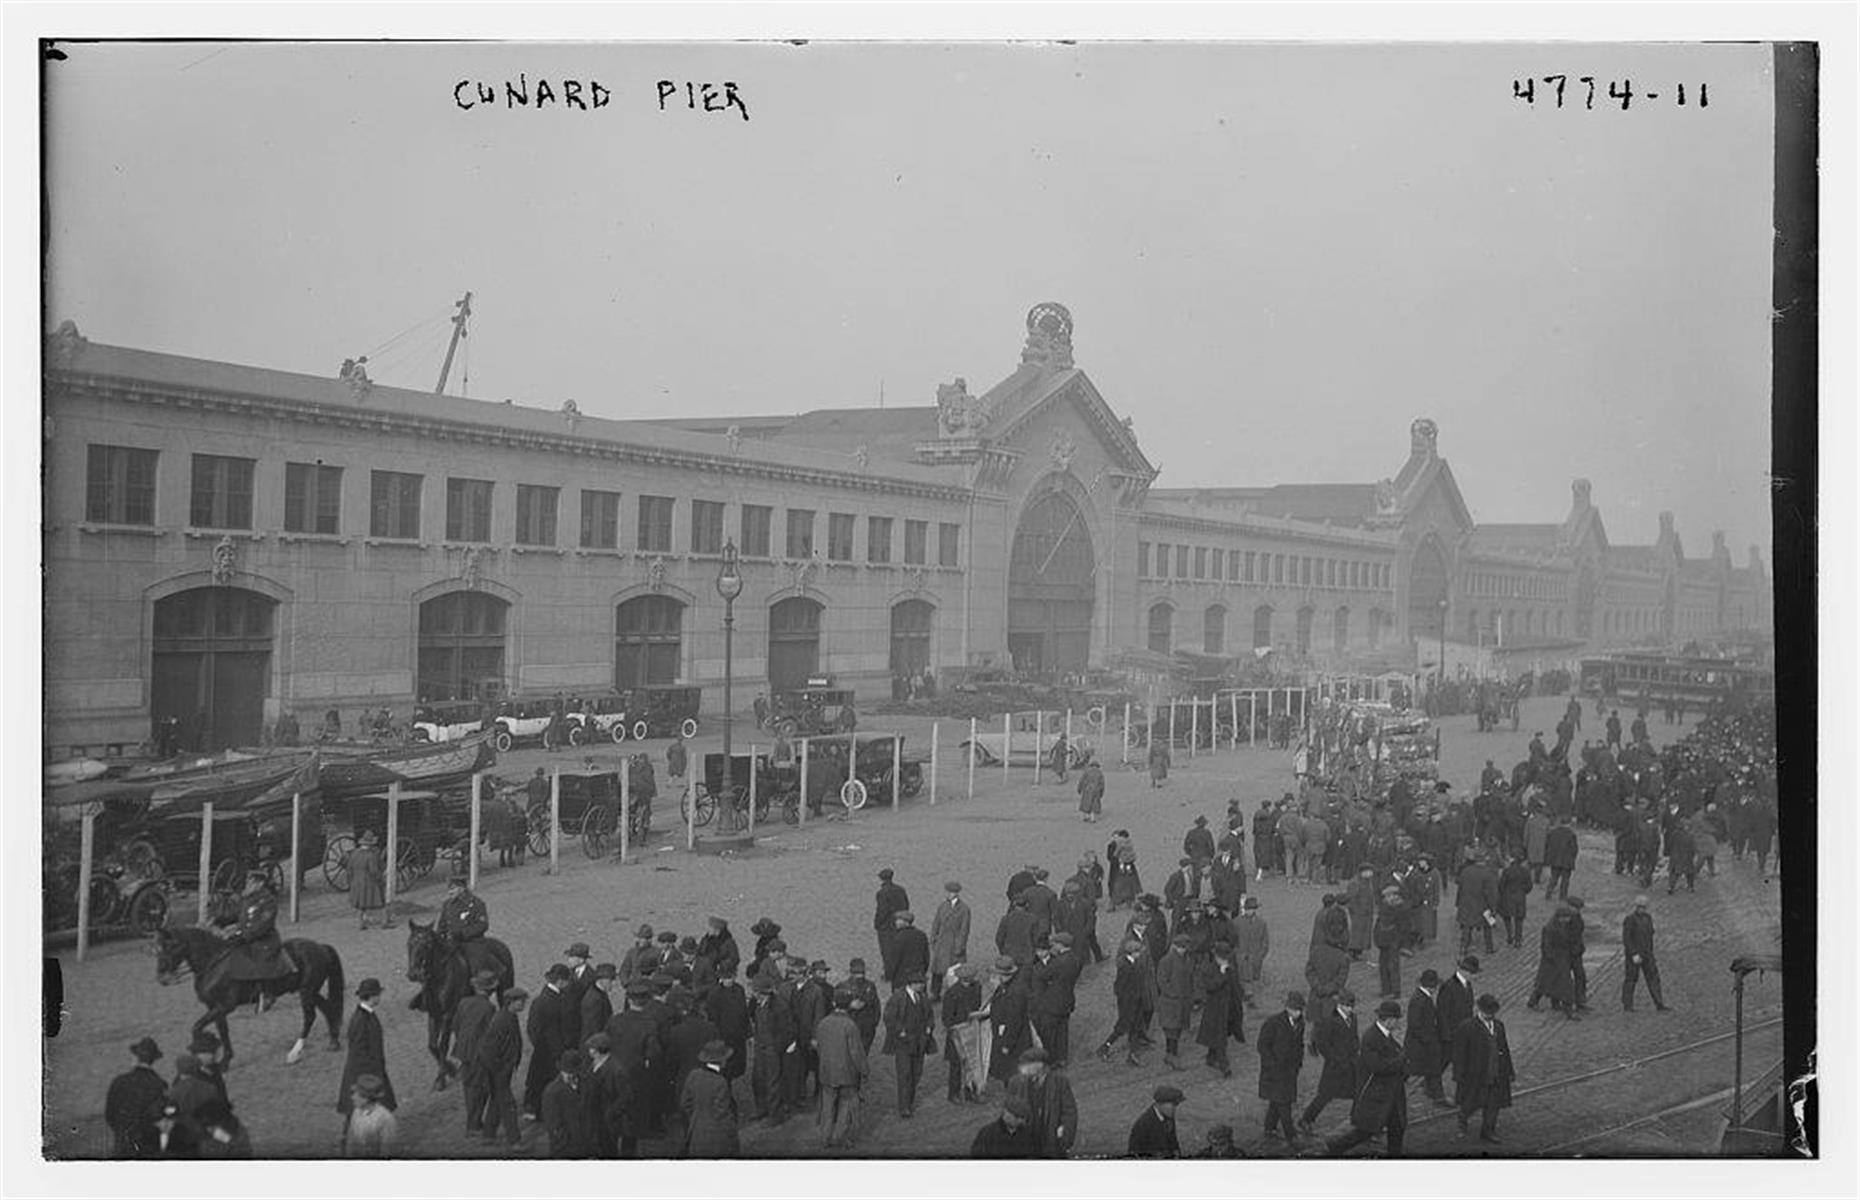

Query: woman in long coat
[[1076, 762, 1105, 822], [344, 830, 387, 929], [1148, 737, 1171, 787], [679, 1043, 740, 1157]]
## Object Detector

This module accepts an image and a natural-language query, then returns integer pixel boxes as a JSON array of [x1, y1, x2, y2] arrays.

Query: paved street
[[44, 695, 1782, 1158]]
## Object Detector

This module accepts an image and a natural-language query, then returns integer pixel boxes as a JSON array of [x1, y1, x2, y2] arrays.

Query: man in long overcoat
[[454, 970, 500, 1136], [1450, 994, 1515, 1142], [1344, 867, 1376, 956], [743, 975, 792, 1124], [812, 991, 868, 1148], [679, 1041, 740, 1157], [337, 979, 396, 1132], [1327, 1000, 1409, 1156], [1298, 990, 1359, 1131], [605, 982, 663, 1148], [1209, 840, 1248, 915], [996, 897, 1040, 967], [929, 881, 972, 1003], [1005, 1048, 1079, 1157], [987, 958, 1033, 1082], [105, 1038, 169, 1158], [873, 868, 910, 982], [477, 990, 526, 1147], [882, 973, 936, 1118], [1155, 935, 1197, 1069], [1526, 908, 1578, 1017], [1231, 897, 1269, 1005], [1304, 938, 1351, 1008], [705, 966, 752, 1078], [1194, 941, 1246, 1076], [1096, 940, 1153, 1064], [1256, 992, 1306, 1142], [1405, 970, 1451, 1105], [1456, 854, 1499, 955], [1030, 933, 1083, 1066], [524, 966, 577, 1119]]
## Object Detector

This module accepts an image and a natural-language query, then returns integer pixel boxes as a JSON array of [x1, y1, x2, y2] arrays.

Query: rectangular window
[[1138, 541, 1151, 577], [370, 470, 422, 538], [786, 508, 816, 558], [284, 462, 342, 534], [1273, 554, 1285, 584], [904, 519, 928, 565], [85, 444, 159, 525], [1244, 551, 1256, 582], [1229, 550, 1242, 582], [1194, 546, 1208, 579], [1326, 559, 1337, 588], [938, 522, 960, 567], [826, 512, 855, 561], [445, 477, 494, 542], [514, 484, 559, 547], [579, 489, 620, 549], [1177, 545, 1191, 579], [189, 454, 256, 530], [741, 504, 772, 557], [868, 517, 893, 564], [691, 499, 725, 554], [637, 494, 675, 553], [1300, 558, 1312, 587], [1211, 549, 1224, 581]]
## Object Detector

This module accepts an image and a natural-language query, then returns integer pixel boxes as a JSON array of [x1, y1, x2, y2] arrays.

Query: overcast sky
[[45, 40, 1775, 558]]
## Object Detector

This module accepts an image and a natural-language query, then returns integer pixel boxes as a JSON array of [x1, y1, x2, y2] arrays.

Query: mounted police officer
[[217, 872, 295, 1009]]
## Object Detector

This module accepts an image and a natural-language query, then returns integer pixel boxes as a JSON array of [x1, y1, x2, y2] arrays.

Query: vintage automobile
[[961, 725, 1095, 769], [410, 701, 488, 744], [849, 733, 925, 806], [565, 694, 630, 745], [768, 678, 858, 740], [614, 685, 702, 742], [489, 698, 566, 753]]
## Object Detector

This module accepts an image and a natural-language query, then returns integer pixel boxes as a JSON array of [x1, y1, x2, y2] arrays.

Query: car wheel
[[568, 724, 586, 748], [610, 721, 628, 744], [129, 884, 170, 935], [680, 717, 699, 740], [632, 720, 649, 743], [494, 729, 514, 754]]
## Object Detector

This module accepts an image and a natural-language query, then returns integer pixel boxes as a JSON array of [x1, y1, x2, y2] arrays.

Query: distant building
[[40, 308, 1770, 755]]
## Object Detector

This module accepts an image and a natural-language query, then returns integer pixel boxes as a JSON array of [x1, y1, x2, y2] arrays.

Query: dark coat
[[1127, 1105, 1181, 1158], [104, 1065, 168, 1157], [1349, 1023, 1410, 1130], [1497, 863, 1533, 917], [1113, 952, 1154, 1025], [1208, 852, 1248, 914], [1021, 882, 1058, 927], [586, 1055, 629, 1152], [988, 975, 1032, 1079], [525, 985, 577, 1100], [874, 881, 911, 932], [679, 1065, 740, 1157], [337, 1006, 395, 1114], [1156, 949, 1197, 1032], [1405, 988, 1445, 1078], [665, 1014, 721, 1097], [995, 908, 1041, 966], [1456, 863, 1499, 928], [705, 981, 752, 1073], [891, 926, 931, 984], [541, 1075, 599, 1157], [1531, 916, 1576, 1006], [1195, 958, 1246, 1050], [1304, 942, 1351, 1002], [942, 980, 983, 1063], [454, 991, 497, 1068], [971, 1115, 1040, 1158], [1255, 1010, 1305, 1103], [604, 1008, 663, 1135], [1544, 825, 1579, 870], [1005, 1068, 1079, 1157], [1031, 951, 1083, 1018], [477, 1008, 524, 1078], [577, 985, 614, 1050], [695, 931, 741, 982], [842, 976, 881, 1049], [1623, 911, 1657, 962], [1311, 1005, 1360, 1096], [1436, 975, 1476, 1050], [882, 987, 936, 1056], [1450, 1016, 1515, 1111]]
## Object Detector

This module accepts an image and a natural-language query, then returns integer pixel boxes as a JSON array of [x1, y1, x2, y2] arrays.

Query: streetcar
[[1579, 652, 1775, 713]]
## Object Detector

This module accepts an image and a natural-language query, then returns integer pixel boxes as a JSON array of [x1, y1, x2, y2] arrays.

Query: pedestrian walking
[[1257, 992, 1307, 1144], [1621, 896, 1671, 1012], [477, 988, 527, 1146], [1450, 994, 1516, 1143], [1148, 736, 1171, 788], [1326, 1000, 1409, 1156], [1195, 940, 1246, 1076], [1544, 818, 1579, 900], [1076, 758, 1105, 823], [1096, 940, 1154, 1066], [1406, 970, 1452, 1106], [344, 829, 388, 929], [1127, 1085, 1184, 1157], [337, 979, 396, 1141], [928, 881, 971, 1005], [1496, 853, 1533, 949], [1372, 886, 1410, 999], [1298, 990, 1359, 1132], [874, 868, 910, 982], [813, 990, 867, 1148]]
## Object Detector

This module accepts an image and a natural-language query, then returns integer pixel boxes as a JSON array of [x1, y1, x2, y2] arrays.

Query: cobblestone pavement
[[43, 696, 1783, 1159]]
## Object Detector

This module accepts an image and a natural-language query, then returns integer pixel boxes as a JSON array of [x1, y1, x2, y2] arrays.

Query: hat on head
[[352, 1074, 386, 1102], [1338, 989, 1357, 1006], [565, 941, 591, 958], [945, 880, 962, 893], [1634, 895, 1651, 908], [1477, 993, 1502, 1014], [766, 938, 787, 953], [546, 963, 572, 982], [174, 1053, 200, 1076], [1018, 1047, 1049, 1065], [1376, 999, 1403, 1019], [593, 962, 618, 980], [1194, 815, 1208, 826], [993, 955, 1019, 974], [749, 917, 779, 937], [355, 978, 383, 999], [358, 828, 378, 845], [1285, 991, 1306, 1010], [698, 1039, 732, 1065], [1458, 955, 1482, 974], [666, 985, 694, 1010], [1077, 856, 1093, 869], [956, 963, 981, 981], [1419, 969, 1440, 987], [1152, 1085, 1186, 1105], [708, 915, 729, 929], [448, 871, 469, 886], [583, 1032, 612, 1054], [894, 910, 915, 924], [897, 969, 925, 985], [1051, 932, 1074, 948], [809, 959, 829, 972], [1034, 867, 1049, 880], [1004, 1096, 1033, 1119], [878, 867, 895, 881], [748, 975, 773, 994], [129, 1036, 163, 1063], [1242, 896, 1259, 910], [471, 969, 499, 992], [656, 930, 679, 944], [1171, 934, 1191, 948], [635, 923, 655, 939], [557, 1049, 587, 1073], [847, 957, 867, 973], [1033, 933, 1051, 951], [503, 987, 530, 1003], [679, 936, 699, 953], [1178, 856, 1192, 867]]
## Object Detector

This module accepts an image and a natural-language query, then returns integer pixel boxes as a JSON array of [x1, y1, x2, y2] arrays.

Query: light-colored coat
[[929, 896, 971, 979]]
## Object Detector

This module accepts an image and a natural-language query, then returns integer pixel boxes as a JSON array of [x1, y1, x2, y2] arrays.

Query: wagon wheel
[[774, 717, 798, 740], [526, 804, 552, 858], [609, 721, 629, 745], [210, 857, 243, 896], [323, 833, 356, 892], [568, 723, 587, 748], [119, 837, 165, 881], [129, 884, 170, 935], [395, 837, 419, 892], [494, 728, 515, 754], [1068, 737, 1095, 767], [678, 790, 717, 829], [632, 720, 649, 743], [581, 806, 610, 860], [841, 779, 868, 811], [680, 717, 700, 740]]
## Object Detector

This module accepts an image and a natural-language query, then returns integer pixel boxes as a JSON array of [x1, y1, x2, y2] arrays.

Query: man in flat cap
[[1328, 999, 1408, 1156], [1128, 1084, 1183, 1157], [1450, 993, 1515, 1143], [1621, 895, 1671, 1012], [813, 988, 868, 1149], [891, 909, 931, 991], [971, 1095, 1039, 1157], [929, 881, 971, 1006], [988, 957, 1034, 1082], [1031, 931, 1083, 1067], [619, 924, 661, 989], [874, 867, 911, 983]]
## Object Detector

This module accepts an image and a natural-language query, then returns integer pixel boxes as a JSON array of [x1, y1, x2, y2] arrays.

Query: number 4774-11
[[1513, 77, 1709, 109]]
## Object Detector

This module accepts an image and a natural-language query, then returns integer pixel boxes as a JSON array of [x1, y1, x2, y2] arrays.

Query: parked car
[[565, 694, 630, 745], [768, 680, 857, 739], [410, 701, 487, 744], [488, 698, 565, 753], [616, 685, 702, 742]]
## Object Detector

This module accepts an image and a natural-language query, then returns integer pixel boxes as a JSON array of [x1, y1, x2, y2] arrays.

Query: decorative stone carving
[[726, 424, 743, 455], [339, 356, 374, 400], [1571, 477, 1592, 509], [1374, 478, 1399, 515], [852, 444, 871, 471], [646, 555, 667, 592], [1048, 431, 1077, 474], [906, 566, 927, 594], [936, 377, 988, 438], [210, 535, 237, 586], [1021, 302, 1075, 370], [1409, 417, 1438, 459], [46, 320, 87, 367], [461, 546, 485, 590], [787, 555, 820, 591]]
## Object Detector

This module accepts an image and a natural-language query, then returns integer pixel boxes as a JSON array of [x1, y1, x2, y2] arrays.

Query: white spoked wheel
[[841, 779, 868, 811], [632, 720, 649, 743], [1069, 736, 1095, 766], [1087, 706, 1107, 731], [610, 721, 628, 745], [680, 717, 699, 739]]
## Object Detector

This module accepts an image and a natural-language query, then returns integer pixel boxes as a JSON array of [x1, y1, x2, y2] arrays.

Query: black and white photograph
[[11, 6, 1848, 1194]]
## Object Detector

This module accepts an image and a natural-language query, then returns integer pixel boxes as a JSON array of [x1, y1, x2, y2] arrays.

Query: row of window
[[85, 445, 962, 565], [1465, 607, 1567, 641], [1465, 569, 1566, 602], [1136, 539, 1393, 591], [1147, 601, 1389, 657]]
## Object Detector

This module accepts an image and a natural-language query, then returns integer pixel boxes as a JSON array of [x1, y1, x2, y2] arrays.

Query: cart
[[850, 733, 926, 806], [701, 750, 800, 828], [320, 788, 464, 892]]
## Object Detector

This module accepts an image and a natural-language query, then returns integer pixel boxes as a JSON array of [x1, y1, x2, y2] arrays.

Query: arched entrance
[[1407, 537, 1450, 641], [151, 587, 278, 751], [1007, 490, 1095, 676], [615, 595, 685, 689], [768, 596, 824, 693], [1203, 605, 1227, 655], [1146, 603, 1174, 654], [417, 591, 510, 703], [890, 599, 935, 679], [1252, 605, 1274, 650]]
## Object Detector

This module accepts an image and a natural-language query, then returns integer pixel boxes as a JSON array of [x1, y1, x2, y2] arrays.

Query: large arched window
[[1147, 603, 1174, 654], [152, 587, 278, 751], [615, 595, 685, 689], [768, 596, 824, 693], [1295, 606, 1315, 655], [1008, 490, 1096, 676], [890, 599, 934, 678], [1203, 605, 1227, 655], [1252, 605, 1273, 650], [418, 591, 509, 703], [1367, 607, 1383, 649], [1332, 607, 1350, 655]]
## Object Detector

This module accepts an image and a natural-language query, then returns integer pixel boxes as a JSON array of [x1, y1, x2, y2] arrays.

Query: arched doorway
[[1007, 490, 1095, 677], [1147, 603, 1174, 654], [1407, 537, 1450, 641], [1252, 605, 1273, 650], [1203, 605, 1227, 655], [615, 595, 685, 689], [418, 591, 510, 702], [890, 599, 934, 679], [151, 587, 278, 751], [768, 596, 824, 693]]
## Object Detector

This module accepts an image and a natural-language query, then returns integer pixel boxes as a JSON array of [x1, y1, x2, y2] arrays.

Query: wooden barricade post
[[550, 767, 561, 875], [289, 791, 303, 924], [467, 774, 482, 892], [76, 804, 96, 962]]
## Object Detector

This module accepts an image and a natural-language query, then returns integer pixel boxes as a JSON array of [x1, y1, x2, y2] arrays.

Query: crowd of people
[[102, 686, 1777, 1160]]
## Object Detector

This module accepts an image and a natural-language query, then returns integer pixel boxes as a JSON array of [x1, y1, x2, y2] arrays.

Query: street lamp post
[[715, 540, 745, 821], [1437, 596, 1448, 689]]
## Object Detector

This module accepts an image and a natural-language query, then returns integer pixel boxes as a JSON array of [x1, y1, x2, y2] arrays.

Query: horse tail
[[325, 944, 347, 1024]]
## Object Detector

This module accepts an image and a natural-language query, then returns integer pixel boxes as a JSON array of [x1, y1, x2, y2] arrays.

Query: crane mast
[[435, 291, 473, 394]]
